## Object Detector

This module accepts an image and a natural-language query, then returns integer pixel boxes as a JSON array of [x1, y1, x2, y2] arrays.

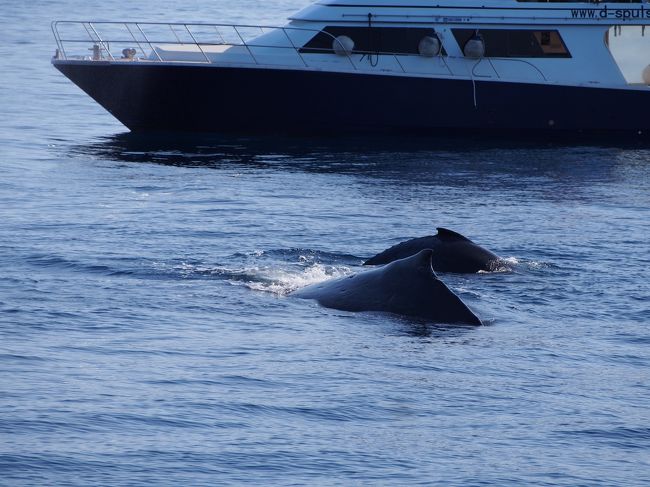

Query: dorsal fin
[[436, 227, 472, 242], [390, 248, 439, 279], [413, 248, 434, 269]]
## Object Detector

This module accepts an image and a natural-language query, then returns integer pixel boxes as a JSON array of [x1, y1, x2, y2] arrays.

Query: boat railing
[[52, 21, 547, 80], [51, 20, 455, 75]]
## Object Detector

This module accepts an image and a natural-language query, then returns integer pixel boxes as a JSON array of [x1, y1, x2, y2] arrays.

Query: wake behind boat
[[52, 0, 650, 136]]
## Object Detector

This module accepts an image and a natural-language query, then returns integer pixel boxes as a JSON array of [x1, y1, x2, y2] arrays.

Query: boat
[[52, 0, 650, 136]]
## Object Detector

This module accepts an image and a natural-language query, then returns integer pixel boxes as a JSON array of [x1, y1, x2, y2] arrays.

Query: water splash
[[168, 255, 354, 295], [243, 263, 352, 295]]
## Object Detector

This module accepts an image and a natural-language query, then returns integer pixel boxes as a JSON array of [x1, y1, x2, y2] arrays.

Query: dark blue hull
[[53, 61, 650, 137]]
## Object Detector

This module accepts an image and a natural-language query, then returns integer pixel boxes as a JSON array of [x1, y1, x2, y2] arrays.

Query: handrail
[[89, 22, 115, 61], [51, 20, 549, 82], [140, 23, 162, 61], [184, 23, 211, 63], [50, 20, 447, 74], [280, 28, 307, 68], [233, 25, 258, 65], [52, 20, 361, 68]]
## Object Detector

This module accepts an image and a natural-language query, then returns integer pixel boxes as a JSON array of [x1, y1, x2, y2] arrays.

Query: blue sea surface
[[1, 1, 650, 485]]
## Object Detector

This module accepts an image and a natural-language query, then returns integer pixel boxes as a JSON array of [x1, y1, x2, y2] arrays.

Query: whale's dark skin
[[291, 249, 482, 325], [363, 228, 501, 273]]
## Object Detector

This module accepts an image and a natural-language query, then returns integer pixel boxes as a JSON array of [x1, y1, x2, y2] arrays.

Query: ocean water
[[2, 1, 650, 485]]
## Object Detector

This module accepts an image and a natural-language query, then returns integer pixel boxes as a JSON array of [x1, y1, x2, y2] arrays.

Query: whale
[[363, 227, 501, 273], [291, 249, 482, 325]]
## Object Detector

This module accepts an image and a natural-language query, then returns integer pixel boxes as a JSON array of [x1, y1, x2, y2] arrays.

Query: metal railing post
[[51, 21, 67, 59], [440, 55, 453, 76], [394, 55, 406, 73], [233, 26, 258, 64], [281, 27, 308, 67], [125, 23, 148, 59], [88, 22, 115, 60], [169, 24, 183, 44], [487, 58, 500, 79], [136, 23, 162, 61], [214, 25, 225, 44], [184, 24, 211, 63], [82, 22, 96, 43]]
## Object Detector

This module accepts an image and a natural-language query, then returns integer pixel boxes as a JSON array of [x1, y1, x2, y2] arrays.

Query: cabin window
[[534, 31, 569, 56], [452, 29, 571, 58], [301, 27, 446, 55]]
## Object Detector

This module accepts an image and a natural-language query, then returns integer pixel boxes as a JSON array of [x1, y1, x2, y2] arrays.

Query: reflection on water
[[67, 131, 650, 197], [71, 130, 649, 167]]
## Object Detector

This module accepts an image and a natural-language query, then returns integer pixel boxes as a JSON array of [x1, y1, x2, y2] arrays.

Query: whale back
[[430, 228, 500, 273], [363, 228, 500, 273], [435, 227, 472, 242], [292, 249, 482, 325], [363, 235, 440, 266]]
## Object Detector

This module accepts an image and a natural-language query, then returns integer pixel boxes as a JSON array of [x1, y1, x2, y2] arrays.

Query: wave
[[167, 260, 353, 295], [561, 426, 650, 449], [22, 249, 357, 295], [22, 249, 554, 301]]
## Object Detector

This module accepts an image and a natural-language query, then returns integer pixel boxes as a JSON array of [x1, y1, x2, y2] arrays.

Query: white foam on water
[[244, 263, 352, 295], [164, 257, 354, 295], [477, 256, 519, 274], [525, 259, 554, 270]]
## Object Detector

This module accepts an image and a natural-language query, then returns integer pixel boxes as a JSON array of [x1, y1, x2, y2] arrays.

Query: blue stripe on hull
[[54, 62, 650, 136]]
